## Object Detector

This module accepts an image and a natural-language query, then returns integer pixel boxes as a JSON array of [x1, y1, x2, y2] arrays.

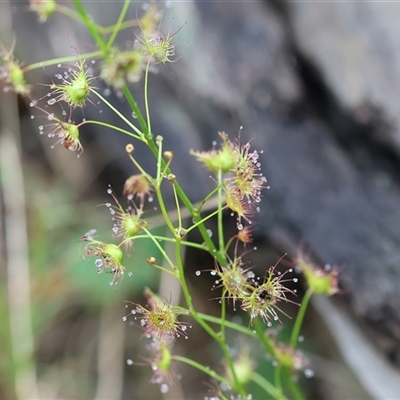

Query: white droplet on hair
[[126, 359, 133, 365], [304, 368, 314, 378], [47, 98, 56, 105], [160, 384, 168, 393], [195, 270, 201, 276]]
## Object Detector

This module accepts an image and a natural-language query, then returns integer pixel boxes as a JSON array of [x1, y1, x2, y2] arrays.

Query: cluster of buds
[[210, 250, 298, 326], [101, 5, 180, 89], [123, 289, 191, 343], [191, 131, 268, 230]]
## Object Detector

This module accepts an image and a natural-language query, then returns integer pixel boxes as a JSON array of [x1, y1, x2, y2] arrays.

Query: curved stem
[[251, 372, 288, 400], [217, 169, 225, 259], [90, 89, 144, 137], [174, 239, 245, 396], [106, 0, 130, 50], [144, 61, 152, 135], [290, 287, 314, 348], [81, 120, 141, 140], [72, 0, 107, 53], [173, 355, 231, 387], [24, 50, 102, 72]]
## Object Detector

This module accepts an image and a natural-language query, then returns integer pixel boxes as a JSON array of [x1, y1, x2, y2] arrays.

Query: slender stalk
[[144, 61, 152, 135], [106, 0, 131, 50], [173, 355, 231, 386], [90, 89, 144, 137], [72, 0, 107, 53], [290, 287, 314, 348], [217, 168, 225, 259], [251, 372, 288, 400], [174, 239, 245, 396], [81, 120, 141, 140], [24, 50, 102, 72]]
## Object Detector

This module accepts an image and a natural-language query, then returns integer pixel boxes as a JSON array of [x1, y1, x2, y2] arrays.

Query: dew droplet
[[195, 270, 201, 276], [126, 359, 133, 365], [127, 272, 133, 277], [237, 223, 243, 230], [298, 335, 304, 343], [95, 259, 103, 267], [304, 368, 314, 378], [47, 98, 56, 105], [160, 383, 169, 393], [122, 316, 127, 322]]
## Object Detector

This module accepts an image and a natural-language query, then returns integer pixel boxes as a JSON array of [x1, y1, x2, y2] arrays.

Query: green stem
[[185, 207, 222, 234], [290, 287, 314, 348], [106, 0, 131, 50], [173, 355, 231, 387], [274, 365, 283, 399], [217, 168, 225, 258], [144, 61, 152, 135], [81, 120, 141, 140], [174, 238, 245, 396], [139, 228, 176, 272], [251, 372, 288, 400], [72, 0, 107, 53], [90, 89, 143, 137], [24, 51, 102, 72], [131, 235, 208, 251], [283, 369, 307, 400]]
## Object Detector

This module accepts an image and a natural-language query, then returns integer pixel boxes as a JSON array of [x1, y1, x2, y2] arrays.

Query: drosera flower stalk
[[123, 288, 191, 343]]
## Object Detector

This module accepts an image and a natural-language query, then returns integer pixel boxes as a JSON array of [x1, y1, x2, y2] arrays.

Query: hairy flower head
[[105, 186, 148, 251], [37, 110, 83, 156], [0, 42, 30, 95], [123, 174, 153, 209], [123, 288, 191, 343], [46, 58, 95, 109], [241, 259, 297, 325], [295, 247, 340, 295], [190, 132, 236, 173], [101, 48, 146, 89], [30, 0, 56, 22], [213, 256, 254, 310], [81, 231, 126, 286]]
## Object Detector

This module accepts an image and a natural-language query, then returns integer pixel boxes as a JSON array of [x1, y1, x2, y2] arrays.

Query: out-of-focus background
[[2, 1, 400, 399]]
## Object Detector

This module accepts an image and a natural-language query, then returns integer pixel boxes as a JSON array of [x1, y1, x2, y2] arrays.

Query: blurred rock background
[[1, 0, 400, 399]]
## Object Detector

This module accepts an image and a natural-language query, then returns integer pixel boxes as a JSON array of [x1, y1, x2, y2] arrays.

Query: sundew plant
[[1, 1, 342, 399]]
